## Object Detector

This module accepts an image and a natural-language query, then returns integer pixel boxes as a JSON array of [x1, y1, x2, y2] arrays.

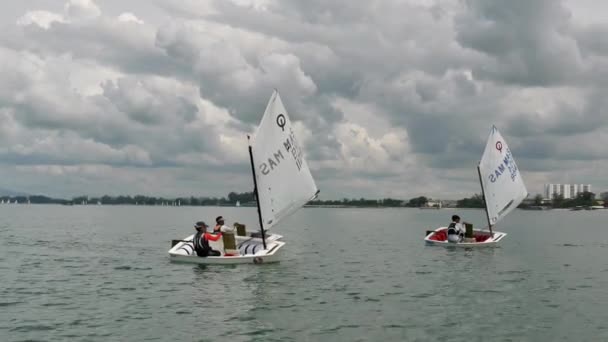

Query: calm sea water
[[1, 205, 608, 341]]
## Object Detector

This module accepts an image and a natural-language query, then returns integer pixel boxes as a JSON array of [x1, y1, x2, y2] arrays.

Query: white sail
[[479, 125, 528, 226], [251, 90, 319, 230]]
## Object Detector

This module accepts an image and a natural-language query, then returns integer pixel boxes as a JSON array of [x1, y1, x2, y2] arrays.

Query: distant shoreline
[[2, 191, 603, 210], [2, 203, 605, 211]]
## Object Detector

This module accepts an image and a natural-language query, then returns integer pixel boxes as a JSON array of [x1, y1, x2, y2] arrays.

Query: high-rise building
[[570, 184, 578, 198], [545, 183, 561, 199], [545, 184, 557, 199], [561, 184, 571, 199], [544, 183, 592, 200]]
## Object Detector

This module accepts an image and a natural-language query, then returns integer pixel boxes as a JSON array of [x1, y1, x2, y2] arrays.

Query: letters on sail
[[258, 125, 304, 176]]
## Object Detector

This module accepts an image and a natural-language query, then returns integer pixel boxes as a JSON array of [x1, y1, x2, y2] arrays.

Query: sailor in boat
[[213, 216, 234, 234], [447, 215, 466, 243], [193, 221, 222, 257]]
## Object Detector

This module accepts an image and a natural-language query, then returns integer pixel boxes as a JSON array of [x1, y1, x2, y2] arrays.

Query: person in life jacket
[[193, 221, 222, 257], [447, 215, 465, 243], [213, 216, 235, 234]]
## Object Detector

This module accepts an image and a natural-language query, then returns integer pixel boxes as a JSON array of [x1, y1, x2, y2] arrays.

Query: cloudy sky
[[1, 0, 607, 200]]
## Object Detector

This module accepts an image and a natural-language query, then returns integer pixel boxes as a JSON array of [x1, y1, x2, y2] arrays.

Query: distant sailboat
[[425, 125, 528, 247], [236, 200, 240, 207], [420, 200, 441, 209]]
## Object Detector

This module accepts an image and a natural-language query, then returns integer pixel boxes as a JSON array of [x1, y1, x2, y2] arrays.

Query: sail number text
[[259, 127, 304, 175], [488, 148, 519, 183]]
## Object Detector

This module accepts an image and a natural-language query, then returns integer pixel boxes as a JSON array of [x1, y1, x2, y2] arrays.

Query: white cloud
[[117, 12, 144, 25], [64, 0, 101, 21], [17, 11, 65, 29]]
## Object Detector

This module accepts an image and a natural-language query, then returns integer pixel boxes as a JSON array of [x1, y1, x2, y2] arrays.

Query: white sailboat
[[169, 90, 319, 264], [420, 199, 442, 209], [425, 125, 528, 247]]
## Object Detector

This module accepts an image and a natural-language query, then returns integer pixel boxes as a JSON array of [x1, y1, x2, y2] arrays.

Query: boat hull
[[168, 233, 285, 265], [424, 227, 506, 247]]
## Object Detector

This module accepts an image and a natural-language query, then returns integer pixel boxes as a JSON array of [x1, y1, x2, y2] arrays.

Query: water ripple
[[3, 206, 608, 341]]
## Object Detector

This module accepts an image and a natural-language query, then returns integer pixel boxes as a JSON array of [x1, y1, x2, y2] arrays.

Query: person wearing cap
[[213, 216, 235, 234], [447, 215, 466, 243], [193, 221, 222, 257]]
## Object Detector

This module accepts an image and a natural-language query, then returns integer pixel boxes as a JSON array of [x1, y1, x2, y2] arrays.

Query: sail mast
[[248, 135, 267, 250], [477, 164, 493, 235]]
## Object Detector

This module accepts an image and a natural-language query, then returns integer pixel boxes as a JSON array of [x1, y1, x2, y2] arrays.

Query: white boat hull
[[424, 227, 506, 247], [168, 233, 285, 265]]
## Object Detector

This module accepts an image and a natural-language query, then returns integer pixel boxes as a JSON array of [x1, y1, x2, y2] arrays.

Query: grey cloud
[[1, 16, 184, 79], [101, 78, 198, 126], [155, 21, 321, 124], [515, 138, 558, 159], [455, 0, 584, 86], [2, 63, 236, 170], [356, 70, 498, 166], [576, 24, 608, 61], [505, 88, 608, 139]]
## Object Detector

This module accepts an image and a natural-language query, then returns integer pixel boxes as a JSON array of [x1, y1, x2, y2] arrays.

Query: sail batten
[[478, 126, 528, 226], [251, 90, 318, 230]]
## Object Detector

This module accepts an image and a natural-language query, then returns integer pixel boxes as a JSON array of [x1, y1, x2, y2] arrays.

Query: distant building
[[544, 183, 592, 200], [560, 184, 570, 199], [544, 184, 557, 199], [570, 184, 578, 198], [545, 183, 563, 199]]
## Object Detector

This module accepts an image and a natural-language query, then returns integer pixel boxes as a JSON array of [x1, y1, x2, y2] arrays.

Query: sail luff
[[477, 164, 493, 234], [248, 136, 267, 249]]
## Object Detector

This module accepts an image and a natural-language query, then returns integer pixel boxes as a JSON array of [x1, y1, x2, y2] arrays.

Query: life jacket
[[193, 230, 211, 256], [447, 222, 458, 235]]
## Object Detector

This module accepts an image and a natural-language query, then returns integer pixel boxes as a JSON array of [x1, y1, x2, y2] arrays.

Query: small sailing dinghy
[[169, 90, 319, 264], [425, 125, 528, 247]]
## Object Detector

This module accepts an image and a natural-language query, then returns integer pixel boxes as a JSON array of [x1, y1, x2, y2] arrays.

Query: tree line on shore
[[543, 191, 605, 208], [0, 192, 259, 206], [1, 191, 605, 208]]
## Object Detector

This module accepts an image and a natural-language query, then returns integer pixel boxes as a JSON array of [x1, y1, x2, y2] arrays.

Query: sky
[[1, 0, 608, 200]]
